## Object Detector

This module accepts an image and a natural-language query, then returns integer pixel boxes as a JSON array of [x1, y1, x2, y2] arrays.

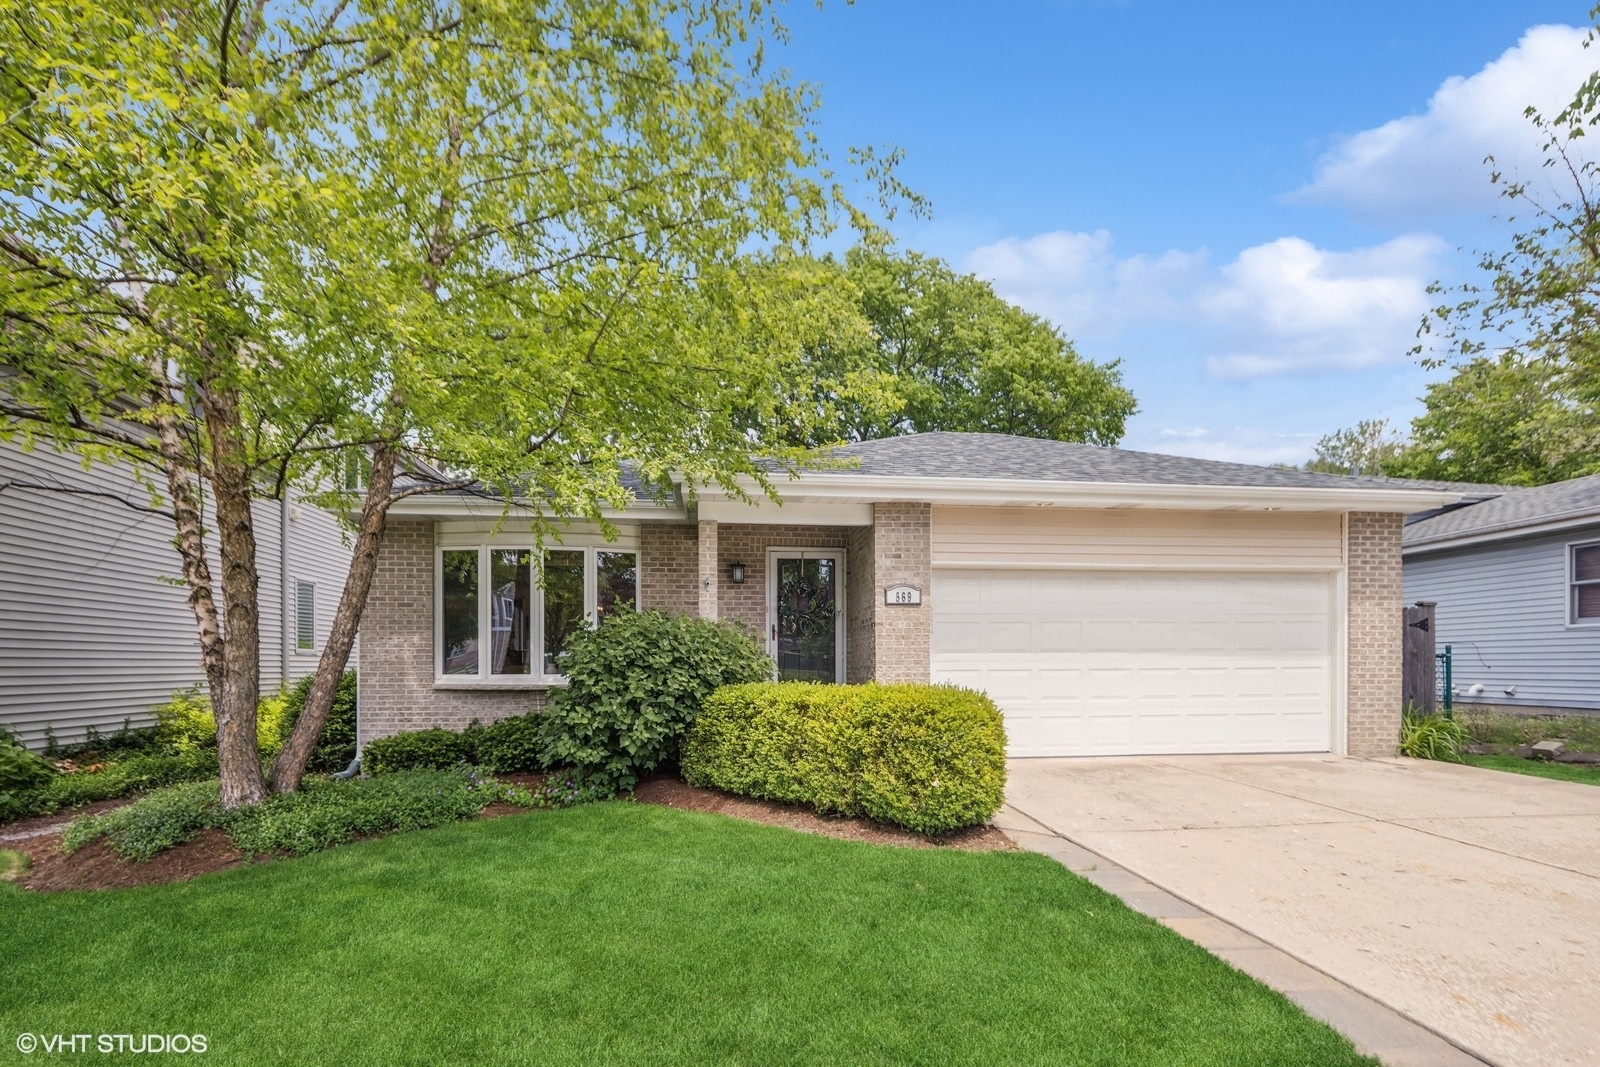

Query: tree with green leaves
[[1401, 13, 1600, 486], [0, 0, 883, 805], [770, 244, 1136, 446], [1304, 418, 1410, 476]]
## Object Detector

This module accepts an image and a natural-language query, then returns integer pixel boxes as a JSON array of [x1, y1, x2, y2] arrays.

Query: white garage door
[[932, 569, 1332, 757]]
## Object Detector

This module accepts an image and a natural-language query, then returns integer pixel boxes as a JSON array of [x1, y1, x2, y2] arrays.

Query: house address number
[[884, 584, 922, 606]]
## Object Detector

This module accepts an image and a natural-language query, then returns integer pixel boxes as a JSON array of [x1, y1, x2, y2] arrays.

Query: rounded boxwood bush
[[536, 610, 773, 791], [682, 682, 1007, 835], [362, 728, 478, 775]]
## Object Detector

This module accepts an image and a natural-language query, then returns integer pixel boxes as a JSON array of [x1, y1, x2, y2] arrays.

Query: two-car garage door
[[932, 568, 1333, 757]]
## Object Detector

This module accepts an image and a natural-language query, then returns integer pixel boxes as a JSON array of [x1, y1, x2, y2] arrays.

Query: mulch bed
[[4, 772, 1010, 893], [631, 774, 1014, 852]]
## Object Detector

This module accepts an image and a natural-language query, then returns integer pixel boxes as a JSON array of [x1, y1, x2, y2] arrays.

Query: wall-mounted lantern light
[[728, 561, 747, 585]]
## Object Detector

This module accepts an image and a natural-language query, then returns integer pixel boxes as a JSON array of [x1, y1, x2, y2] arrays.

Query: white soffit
[[696, 498, 873, 526]]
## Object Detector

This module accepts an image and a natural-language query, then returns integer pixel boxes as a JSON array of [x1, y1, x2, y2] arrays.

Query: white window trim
[[433, 539, 640, 688], [1567, 538, 1600, 628]]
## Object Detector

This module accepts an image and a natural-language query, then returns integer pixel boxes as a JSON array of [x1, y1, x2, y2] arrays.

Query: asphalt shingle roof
[[822, 433, 1476, 493], [1403, 472, 1600, 547]]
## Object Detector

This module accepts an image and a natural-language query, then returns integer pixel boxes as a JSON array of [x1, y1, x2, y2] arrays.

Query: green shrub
[[683, 682, 1008, 835], [536, 610, 773, 791], [478, 714, 543, 773], [279, 670, 359, 772], [0, 737, 58, 822], [1399, 706, 1468, 762], [154, 684, 314, 758], [362, 728, 479, 775]]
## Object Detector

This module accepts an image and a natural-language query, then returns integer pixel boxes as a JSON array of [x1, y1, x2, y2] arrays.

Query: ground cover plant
[[1457, 709, 1600, 752], [59, 765, 543, 861], [684, 682, 1006, 833], [0, 804, 1373, 1067]]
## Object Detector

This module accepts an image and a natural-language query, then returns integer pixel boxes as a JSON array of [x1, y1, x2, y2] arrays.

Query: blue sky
[[773, 1, 1595, 463]]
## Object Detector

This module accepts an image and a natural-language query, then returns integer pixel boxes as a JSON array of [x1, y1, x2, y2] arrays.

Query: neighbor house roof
[[1403, 472, 1600, 551]]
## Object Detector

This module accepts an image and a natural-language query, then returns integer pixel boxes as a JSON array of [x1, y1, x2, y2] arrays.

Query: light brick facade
[[867, 503, 931, 683], [359, 504, 1404, 757], [357, 520, 547, 746], [1346, 511, 1404, 757]]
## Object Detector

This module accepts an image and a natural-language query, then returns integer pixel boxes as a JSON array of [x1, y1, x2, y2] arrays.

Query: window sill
[[432, 678, 568, 691]]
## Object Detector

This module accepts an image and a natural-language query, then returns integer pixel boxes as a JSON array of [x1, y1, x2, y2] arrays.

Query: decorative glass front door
[[770, 553, 841, 683]]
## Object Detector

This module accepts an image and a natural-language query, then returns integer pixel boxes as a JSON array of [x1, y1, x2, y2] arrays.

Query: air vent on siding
[[296, 580, 317, 652]]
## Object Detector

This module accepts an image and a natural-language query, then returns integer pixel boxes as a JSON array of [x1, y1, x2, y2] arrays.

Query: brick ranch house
[[358, 432, 1464, 759]]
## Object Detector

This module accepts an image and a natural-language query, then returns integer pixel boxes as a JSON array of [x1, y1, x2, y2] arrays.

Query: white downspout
[[280, 494, 291, 687]]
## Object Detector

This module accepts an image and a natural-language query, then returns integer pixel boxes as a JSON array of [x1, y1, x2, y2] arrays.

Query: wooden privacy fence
[[1402, 601, 1437, 713]]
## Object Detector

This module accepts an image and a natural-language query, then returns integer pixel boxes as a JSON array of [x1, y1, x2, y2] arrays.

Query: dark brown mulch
[[17, 828, 249, 893], [629, 775, 1014, 852], [5, 770, 1011, 893]]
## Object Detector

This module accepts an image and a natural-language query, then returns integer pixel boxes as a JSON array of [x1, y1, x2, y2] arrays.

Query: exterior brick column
[[872, 502, 931, 683], [1346, 511, 1404, 757], [697, 519, 719, 620]]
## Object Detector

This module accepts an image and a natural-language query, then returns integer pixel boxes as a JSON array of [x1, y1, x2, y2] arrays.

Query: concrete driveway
[[1005, 755, 1600, 1067]]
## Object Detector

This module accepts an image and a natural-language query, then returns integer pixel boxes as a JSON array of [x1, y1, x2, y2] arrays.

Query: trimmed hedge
[[361, 714, 547, 776], [682, 682, 1007, 834]]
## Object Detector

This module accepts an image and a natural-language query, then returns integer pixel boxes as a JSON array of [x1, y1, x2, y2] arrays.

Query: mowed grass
[[1463, 753, 1600, 786], [0, 804, 1371, 1067]]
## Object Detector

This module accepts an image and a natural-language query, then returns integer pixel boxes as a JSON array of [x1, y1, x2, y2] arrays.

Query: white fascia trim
[[379, 496, 686, 521], [700, 475, 1462, 514], [1404, 512, 1600, 555]]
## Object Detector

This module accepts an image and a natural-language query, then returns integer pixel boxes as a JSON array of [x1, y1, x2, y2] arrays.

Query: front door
[[767, 550, 844, 683]]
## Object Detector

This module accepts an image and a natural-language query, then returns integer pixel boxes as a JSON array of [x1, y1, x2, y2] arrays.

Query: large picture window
[[437, 544, 637, 682], [1572, 541, 1600, 625]]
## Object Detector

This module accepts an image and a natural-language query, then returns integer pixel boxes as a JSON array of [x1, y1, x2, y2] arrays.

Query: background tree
[[0, 0, 881, 804], [1304, 418, 1410, 476], [1399, 14, 1600, 486], [769, 244, 1137, 446]]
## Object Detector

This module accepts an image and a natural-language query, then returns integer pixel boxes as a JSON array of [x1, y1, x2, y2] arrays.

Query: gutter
[[695, 475, 1464, 515], [280, 495, 291, 688]]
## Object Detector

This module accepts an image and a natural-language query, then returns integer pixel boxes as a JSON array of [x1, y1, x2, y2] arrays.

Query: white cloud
[[1198, 233, 1447, 377], [965, 230, 1206, 340], [966, 229, 1445, 378], [1292, 24, 1596, 222], [1140, 426, 1321, 467]]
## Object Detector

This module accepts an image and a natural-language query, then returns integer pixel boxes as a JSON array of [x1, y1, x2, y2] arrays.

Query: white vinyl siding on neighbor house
[[929, 507, 1342, 757], [0, 441, 353, 749], [1405, 524, 1600, 711]]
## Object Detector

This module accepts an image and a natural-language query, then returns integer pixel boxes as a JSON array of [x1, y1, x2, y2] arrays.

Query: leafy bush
[[279, 670, 360, 772], [1398, 707, 1468, 762], [478, 714, 544, 774], [501, 773, 614, 809], [63, 766, 504, 860], [536, 610, 772, 791], [362, 728, 479, 775], [0, 736, 58, 822], [155, 685, 305, 758], [683, 682, 1008, 835]]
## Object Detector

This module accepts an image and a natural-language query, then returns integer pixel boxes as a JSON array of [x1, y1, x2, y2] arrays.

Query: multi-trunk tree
[[0, 0, 880, 805]]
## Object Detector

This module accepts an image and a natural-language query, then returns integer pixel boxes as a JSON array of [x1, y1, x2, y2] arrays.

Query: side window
[[1573, 542, 1600, 624]]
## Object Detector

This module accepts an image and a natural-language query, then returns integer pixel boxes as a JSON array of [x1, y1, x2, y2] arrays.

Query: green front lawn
[[1463, 753, 1600, 786], [0, 804, 1370, 1066]]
